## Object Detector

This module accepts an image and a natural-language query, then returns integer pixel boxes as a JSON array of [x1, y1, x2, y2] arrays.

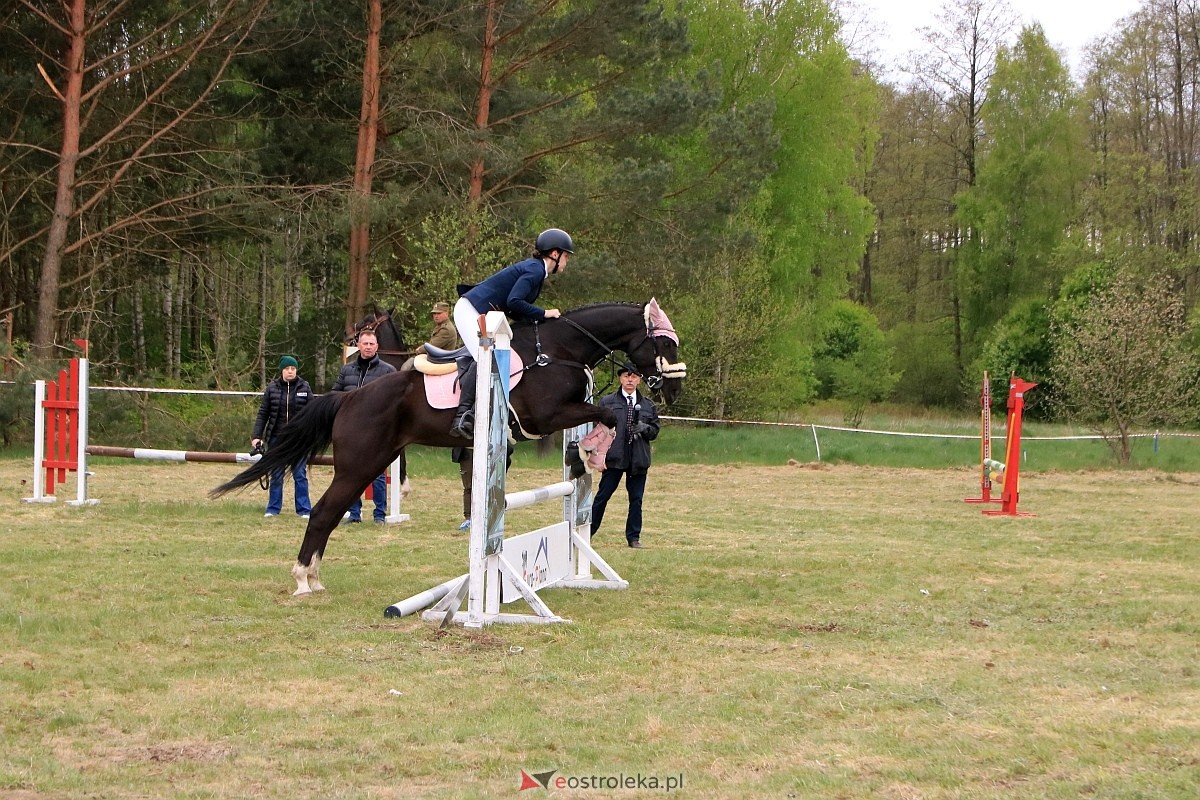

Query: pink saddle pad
[[423, 351, 527, 409]]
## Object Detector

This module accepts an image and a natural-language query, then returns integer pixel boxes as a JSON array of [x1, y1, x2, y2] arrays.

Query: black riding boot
[[449, 360, 477, 439]]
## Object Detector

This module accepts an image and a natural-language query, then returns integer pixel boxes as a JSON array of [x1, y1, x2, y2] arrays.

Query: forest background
[[2, 0, 1199, 457]]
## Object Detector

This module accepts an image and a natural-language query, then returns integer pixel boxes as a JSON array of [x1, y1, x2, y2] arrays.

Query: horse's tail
[[209, 392, 346, 498]]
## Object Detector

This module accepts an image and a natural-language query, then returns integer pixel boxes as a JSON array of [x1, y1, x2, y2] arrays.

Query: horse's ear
[[386, 306, 396, 316]]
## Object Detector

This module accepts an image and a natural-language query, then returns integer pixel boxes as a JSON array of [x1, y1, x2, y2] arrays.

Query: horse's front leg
[[531, 400, 618, 436], [543, 402, 618, 475]]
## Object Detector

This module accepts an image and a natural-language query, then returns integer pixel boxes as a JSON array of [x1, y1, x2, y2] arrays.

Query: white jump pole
[[24, 380, 52, 503], [385, 453, 410, 524], [68, 358, 98, 507]]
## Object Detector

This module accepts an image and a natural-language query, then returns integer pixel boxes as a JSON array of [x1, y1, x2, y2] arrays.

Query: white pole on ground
[[384, 574, 466, 618]]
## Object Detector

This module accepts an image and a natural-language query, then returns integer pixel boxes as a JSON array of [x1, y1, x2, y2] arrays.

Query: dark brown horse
[[349, 307, 412, 370], [212, 300, 686, 595]]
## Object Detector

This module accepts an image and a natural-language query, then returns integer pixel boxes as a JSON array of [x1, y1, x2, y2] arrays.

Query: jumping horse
[[212, 300, 686, 596]]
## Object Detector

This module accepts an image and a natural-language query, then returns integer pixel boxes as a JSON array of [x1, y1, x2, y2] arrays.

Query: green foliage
[[85, 390, 258, 452], [887, 320, 963, 408], [672, 230, 812, 418], [1051, 272, 1200, 462], [967, 298, 1054, 417], [373, 210, 511, 343], [812, 300, 900, 426], [956, 24, 1089, 351]]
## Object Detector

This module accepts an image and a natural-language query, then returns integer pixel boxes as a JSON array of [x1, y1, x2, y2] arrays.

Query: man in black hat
[[590, 362, 660, 548]]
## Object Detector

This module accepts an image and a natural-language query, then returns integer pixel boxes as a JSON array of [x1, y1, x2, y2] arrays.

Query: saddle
[[418, 348, 529, 409], [412, 343, 467, 376]]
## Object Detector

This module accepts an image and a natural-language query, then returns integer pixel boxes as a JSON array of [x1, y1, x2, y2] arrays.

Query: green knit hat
[[278, 355, 299, 370]]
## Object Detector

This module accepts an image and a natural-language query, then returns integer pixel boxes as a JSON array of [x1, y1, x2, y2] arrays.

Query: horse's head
[[626, 298, 686, 406], [348, 307, 394, 344]]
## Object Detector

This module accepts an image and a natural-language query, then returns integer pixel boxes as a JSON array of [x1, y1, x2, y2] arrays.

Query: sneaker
[[347, 518, 362, 524], [627, 540, 643, 549], [264, 512, 278, 518], [299, 514, 310, 519], [374, 518, 386, 525], [457, 519, 471, 531]]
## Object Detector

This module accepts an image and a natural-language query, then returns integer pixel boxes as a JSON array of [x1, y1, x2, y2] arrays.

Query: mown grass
[[2, 451, 1198, 799]]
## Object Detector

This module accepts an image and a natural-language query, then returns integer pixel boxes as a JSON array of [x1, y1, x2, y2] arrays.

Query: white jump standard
[[384, 312, 627, 627]]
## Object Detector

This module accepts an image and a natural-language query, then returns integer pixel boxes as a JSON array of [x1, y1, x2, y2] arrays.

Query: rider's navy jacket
[[459, 258, 548, 321]]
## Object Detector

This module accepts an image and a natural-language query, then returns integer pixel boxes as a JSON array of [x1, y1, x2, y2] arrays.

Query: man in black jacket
[[590, 362, 660, 548], [252, 355, 313, 518], [332, 330, 397, 523]]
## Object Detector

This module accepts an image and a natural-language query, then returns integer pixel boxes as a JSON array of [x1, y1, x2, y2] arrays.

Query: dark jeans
[[349, 473, 387, 522], [591, 469, 647, 543], [265, 437, 311, 515]]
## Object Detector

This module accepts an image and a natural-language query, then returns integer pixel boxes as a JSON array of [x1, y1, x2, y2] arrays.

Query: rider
[[449, 228, 574, 439]]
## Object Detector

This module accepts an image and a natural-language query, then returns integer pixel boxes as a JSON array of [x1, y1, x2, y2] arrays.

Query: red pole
[[984, 375, 1037, 517]]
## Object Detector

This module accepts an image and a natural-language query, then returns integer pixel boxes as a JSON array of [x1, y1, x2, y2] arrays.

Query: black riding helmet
[[535, 228, 574, 256]]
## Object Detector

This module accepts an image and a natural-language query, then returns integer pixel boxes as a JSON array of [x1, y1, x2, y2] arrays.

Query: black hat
[[617, 361, 640, 376]]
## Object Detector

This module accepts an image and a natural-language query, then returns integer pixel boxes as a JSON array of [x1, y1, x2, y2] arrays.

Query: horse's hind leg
[[291, 474, 371, 596], [292, 556, 323, 596]]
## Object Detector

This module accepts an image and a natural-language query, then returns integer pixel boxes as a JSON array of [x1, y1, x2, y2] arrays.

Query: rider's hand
[[544, 309, 561, 319], [251, 438, 262, 448]]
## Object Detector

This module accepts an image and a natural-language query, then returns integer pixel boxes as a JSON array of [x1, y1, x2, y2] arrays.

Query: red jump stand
[[983, 375, 1037, 517]]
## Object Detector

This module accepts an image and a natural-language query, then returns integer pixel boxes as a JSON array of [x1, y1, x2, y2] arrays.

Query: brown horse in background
[[348, 306, 413, 370], [212, 301, 686, 596]]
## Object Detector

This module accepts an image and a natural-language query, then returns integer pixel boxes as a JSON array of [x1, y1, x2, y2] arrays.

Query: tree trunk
[[258, 248, 269, 387], [346, 0, 382, 335], [133, 288, 146, 375], [32, 0, 87, 360], [462, 0, 499, 276], [467, 0, 498, 205]]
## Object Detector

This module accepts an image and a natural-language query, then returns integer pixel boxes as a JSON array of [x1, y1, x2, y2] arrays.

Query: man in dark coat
[[252, 355, 313, 518], [332, 330, 397, 523], [590, 362, 660, 548]]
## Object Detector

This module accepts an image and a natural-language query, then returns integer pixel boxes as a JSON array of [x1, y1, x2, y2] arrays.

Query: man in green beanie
[[251, 355, 313, 518]]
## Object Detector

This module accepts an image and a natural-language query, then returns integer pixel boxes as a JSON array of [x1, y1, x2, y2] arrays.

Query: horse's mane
[[508, 301, 642, 330], [567, 301, 643, 313]]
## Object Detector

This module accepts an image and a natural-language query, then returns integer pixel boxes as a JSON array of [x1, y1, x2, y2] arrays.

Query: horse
[[212, 300, 686, 596], [348, 306, 412, 370]]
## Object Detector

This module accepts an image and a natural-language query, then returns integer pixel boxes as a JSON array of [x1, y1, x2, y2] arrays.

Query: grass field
[[2, 453, 1198, 799]]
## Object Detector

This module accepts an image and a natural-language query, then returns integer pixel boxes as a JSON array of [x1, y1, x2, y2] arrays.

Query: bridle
[[348, 310, 412, 360], [547, 306, 687, 391]]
